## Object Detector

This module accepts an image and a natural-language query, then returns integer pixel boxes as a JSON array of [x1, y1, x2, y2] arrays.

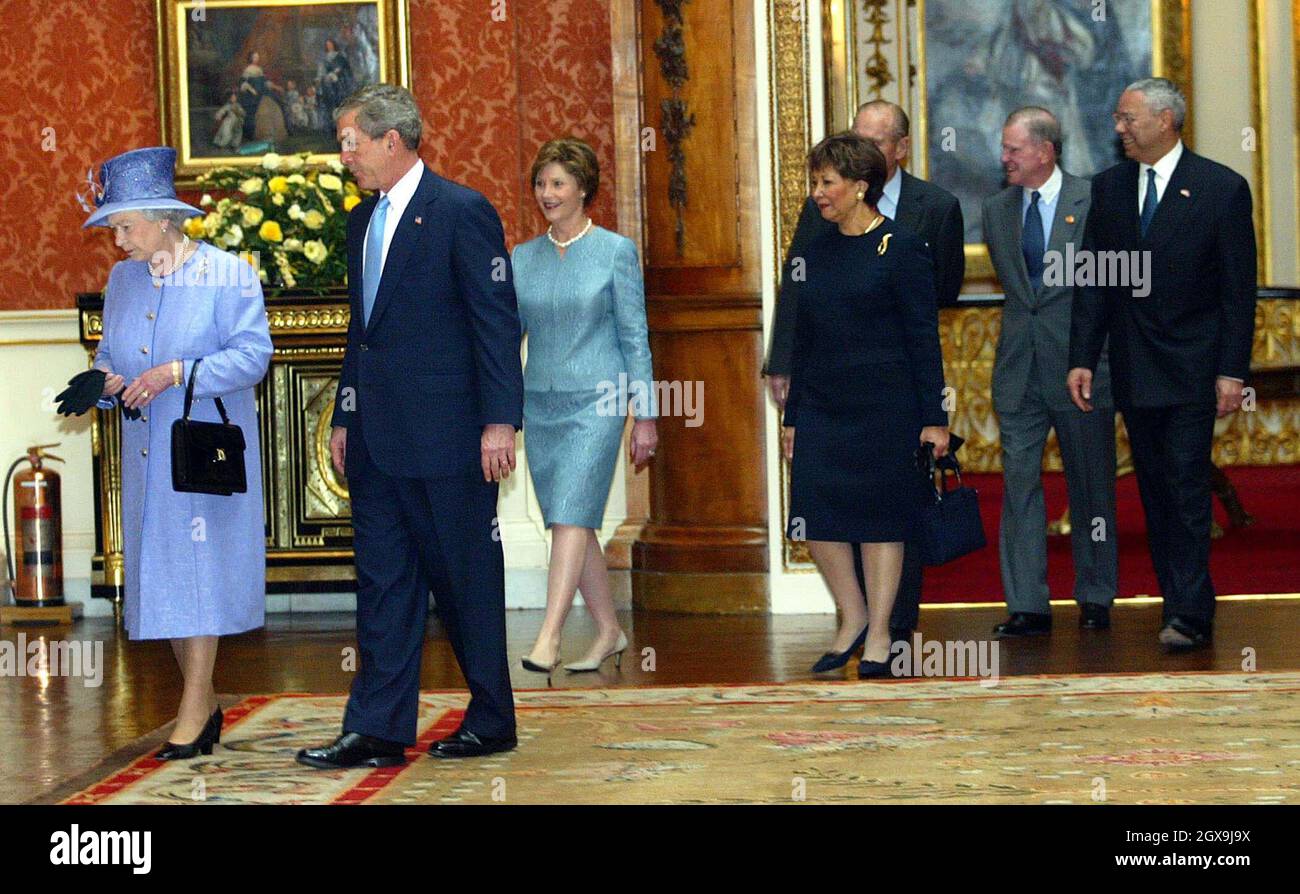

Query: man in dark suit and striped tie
[[1068, 78, 1257, 651]]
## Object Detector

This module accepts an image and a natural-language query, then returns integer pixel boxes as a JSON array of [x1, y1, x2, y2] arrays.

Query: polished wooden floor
[[3, 594, 1297, 803]]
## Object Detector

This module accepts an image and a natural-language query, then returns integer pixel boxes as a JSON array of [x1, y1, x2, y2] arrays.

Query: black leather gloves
[[55, 369, 140, 419]]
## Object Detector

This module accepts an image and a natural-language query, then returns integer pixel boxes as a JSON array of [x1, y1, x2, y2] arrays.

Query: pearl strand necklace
[[150, 235, 195, 285], [547, 217, 593, 249]]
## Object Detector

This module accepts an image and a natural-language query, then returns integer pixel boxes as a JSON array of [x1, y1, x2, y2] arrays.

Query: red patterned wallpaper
[[0, 0, 616, 311]]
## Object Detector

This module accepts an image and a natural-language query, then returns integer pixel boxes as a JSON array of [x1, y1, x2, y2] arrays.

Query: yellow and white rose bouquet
[[185, 152, 365, 293]]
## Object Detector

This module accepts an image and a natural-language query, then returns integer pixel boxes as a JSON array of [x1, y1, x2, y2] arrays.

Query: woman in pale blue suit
[[513, 138, 658, 675], [81, 147, 272, 759]]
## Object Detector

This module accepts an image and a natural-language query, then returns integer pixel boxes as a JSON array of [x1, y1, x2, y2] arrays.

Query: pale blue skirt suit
[[512, 226, 656, 529], [93, 242, 272, 640]]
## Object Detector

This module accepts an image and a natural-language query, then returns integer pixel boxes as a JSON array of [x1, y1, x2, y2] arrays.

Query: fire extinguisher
[[3, 443, 65, 607]]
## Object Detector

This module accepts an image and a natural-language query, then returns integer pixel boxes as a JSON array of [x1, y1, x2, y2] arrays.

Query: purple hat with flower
[[79, 147, 202, 228]]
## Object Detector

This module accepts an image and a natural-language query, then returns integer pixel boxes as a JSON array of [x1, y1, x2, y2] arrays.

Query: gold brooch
[[1065, 214, 1076, 224], [877, 233, 892, 256]]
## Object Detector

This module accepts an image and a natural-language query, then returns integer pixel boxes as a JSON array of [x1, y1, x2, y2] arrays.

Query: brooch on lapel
[[877, 233, 893, 256], [414, 216, 423, 225], [1179, 189, 1191, 198], [1065, 214, 1076, 224]]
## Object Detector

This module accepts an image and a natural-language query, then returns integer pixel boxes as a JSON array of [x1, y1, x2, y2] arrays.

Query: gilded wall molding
[[82, 304, 352, 342], [770, 0, 814, 569], [860, 0, 894, 96], [773, 0, 837, 569], [266, 306, 350, 334]]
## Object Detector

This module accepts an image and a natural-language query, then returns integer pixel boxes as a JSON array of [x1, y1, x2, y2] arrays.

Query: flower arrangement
[[183, 152, 365, 293]]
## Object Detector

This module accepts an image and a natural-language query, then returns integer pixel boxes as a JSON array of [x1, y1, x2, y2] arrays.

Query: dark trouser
[[852, 538, 923, 635], [997, 390, 1118, 613], [1121, 401, 1218, 631], [342, 426, 515, 745]]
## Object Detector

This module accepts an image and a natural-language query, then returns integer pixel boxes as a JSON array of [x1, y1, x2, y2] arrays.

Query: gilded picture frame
[[156, 0, 412, 185], [821, 0, 1193, 286]]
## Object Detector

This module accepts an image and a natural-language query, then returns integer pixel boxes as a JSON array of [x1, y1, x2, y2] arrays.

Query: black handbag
[[171, 358, 247, 495], [914, 436, 986, 566]]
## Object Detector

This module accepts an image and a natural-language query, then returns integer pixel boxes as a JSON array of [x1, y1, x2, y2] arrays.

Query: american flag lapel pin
[[414, 216, 423, 225]]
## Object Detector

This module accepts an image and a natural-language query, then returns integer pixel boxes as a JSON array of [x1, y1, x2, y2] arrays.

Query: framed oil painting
[[821, 0, 1192, 284], [156, 0, 411, 183]]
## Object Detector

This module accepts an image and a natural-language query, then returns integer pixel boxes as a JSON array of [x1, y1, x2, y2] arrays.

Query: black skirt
[[787, 360, 927, 543]]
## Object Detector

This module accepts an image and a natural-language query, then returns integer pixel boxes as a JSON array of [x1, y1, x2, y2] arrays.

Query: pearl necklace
[[150, 235, 196, 283], [547, 217, 593, 249]]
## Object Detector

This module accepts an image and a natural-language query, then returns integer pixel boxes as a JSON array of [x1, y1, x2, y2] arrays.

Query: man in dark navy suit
[[298, 84, 524, 767], [1069, 78, 1257, 651], [765, 100, 964, 653]]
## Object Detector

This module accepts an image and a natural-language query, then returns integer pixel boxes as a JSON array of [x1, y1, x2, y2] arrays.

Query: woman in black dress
[[782, 132, 950, 678]]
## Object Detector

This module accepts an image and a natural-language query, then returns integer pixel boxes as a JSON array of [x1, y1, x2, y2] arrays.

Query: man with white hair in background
[[984, 107, 1117, 639]]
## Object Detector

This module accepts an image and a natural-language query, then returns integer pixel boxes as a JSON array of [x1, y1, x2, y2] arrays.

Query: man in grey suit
[[982, 107, 1117, 637]]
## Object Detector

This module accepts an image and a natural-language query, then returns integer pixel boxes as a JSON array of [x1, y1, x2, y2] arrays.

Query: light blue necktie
[[1139, 168, 1158, 237], [362, 195, 390, 325]]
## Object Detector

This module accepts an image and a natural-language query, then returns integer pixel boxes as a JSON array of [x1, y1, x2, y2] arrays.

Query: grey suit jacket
[[983, 169, 1111, 414]]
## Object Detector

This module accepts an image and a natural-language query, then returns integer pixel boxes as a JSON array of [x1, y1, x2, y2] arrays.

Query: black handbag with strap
[[914, 435, 986, 566], [171, 358, 247, 495]]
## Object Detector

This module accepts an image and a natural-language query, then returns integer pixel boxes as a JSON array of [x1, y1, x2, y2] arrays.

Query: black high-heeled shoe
[[857, 656, 895, 679], [810, 625, 869, 674], [155, 707, 222, 761]]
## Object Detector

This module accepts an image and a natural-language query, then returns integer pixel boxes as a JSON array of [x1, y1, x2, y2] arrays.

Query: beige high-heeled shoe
[[563, 631, 629, 673], [520, 651, 561, 674]]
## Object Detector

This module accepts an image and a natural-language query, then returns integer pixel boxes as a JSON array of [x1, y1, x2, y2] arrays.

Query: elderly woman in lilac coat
[[83, 147, 272, 760]]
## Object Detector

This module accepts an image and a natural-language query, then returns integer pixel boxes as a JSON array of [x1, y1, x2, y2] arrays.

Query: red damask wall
[[0, 0, 616, 311]]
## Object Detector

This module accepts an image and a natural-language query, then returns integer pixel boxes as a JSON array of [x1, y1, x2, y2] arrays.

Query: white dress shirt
[[878, 165, 903, 220], [1021, 163, 1063, 249], [1137, 139, 1183, 216], [363, 158, 425, 273]]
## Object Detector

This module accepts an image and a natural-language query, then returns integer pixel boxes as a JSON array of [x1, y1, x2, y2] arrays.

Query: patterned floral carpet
[[58, 673, 1300, 805]]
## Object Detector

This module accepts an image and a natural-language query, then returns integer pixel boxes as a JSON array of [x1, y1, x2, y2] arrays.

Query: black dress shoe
[[992, 612, 1052, 637], [155, 708, 222, 761], [810, 625, 869, 674], [1158, 617, 1212, 652], [428, 727, 518, 759], [1079, 603, 1111, 630], [857, 658, 895, 679], [296, 732, 406, 769]]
